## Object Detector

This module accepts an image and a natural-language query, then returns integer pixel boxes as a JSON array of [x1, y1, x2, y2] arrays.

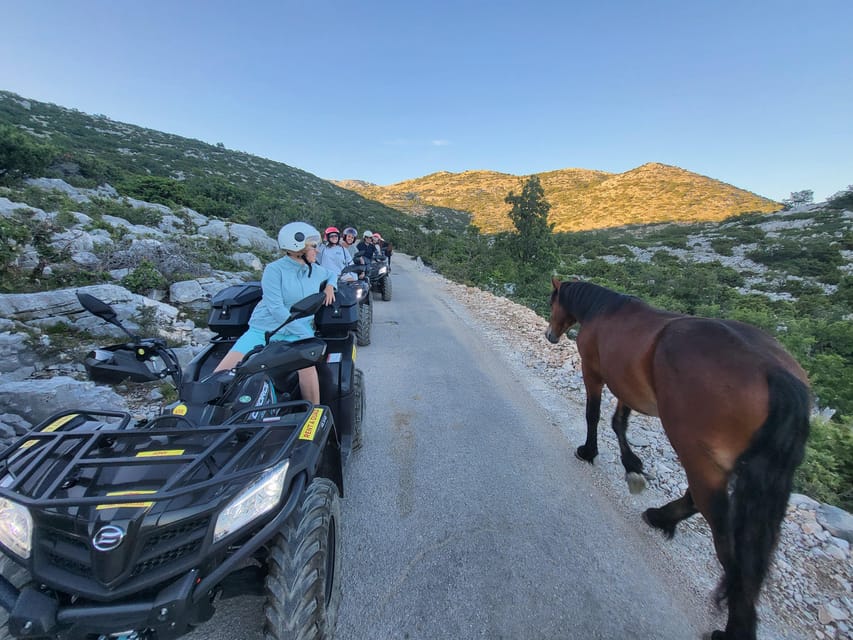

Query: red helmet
[[373, 232, 383, 241], [324, 226, 340, 239]]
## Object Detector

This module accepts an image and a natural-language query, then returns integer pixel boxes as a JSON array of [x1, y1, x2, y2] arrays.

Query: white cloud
[[431, 139, 450, 146]]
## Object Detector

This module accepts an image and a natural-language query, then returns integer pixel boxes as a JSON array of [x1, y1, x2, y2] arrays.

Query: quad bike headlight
[[378, 266, 388, 275], [213, 460, 290, 543], [0, 497, 33, 559]]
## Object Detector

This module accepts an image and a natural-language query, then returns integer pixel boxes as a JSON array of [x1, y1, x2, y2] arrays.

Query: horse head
[[545, 276, 578, 343]]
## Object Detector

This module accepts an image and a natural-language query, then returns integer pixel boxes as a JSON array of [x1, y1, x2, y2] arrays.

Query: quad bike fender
[[319, 335, 357, 458]]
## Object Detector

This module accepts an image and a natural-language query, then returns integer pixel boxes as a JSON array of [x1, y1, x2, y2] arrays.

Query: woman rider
[[341, 226, 359, 258], [213, 221, 336, 404], [317, 226, 355, 282]]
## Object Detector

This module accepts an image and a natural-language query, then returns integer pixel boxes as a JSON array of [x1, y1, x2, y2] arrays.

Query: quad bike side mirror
[[290, 292, 327, 318], [264, 292, 327, 344], [77, 291, 139, 339], [77, 292, 121, 326]]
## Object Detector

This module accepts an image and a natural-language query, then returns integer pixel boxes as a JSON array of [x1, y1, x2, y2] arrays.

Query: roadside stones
[[818, 602, 848, 625], [817, 504, 853, 544]]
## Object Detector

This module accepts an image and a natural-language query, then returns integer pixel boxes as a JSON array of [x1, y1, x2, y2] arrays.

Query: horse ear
[[551, 276, 562, 291]]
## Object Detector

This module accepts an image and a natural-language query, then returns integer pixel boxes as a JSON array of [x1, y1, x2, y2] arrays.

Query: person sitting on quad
[[373, 232, 393, 268], [356, 230, 378, 261], [214, 221, 336, 404], [317, 226, 356, 282], [341, 226, 359, 258]]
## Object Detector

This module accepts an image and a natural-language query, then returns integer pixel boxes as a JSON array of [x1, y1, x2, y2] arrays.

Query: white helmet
[[278, 221, 321, 252], [363, 230, 373, 239]]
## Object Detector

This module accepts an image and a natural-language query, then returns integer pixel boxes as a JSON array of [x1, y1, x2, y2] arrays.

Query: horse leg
[[610, 401, 647, 493], [576, 377, 603, 463], [641, 489, 698, 539], [699, 489, 755, 640], [690, 478, 757, 639]]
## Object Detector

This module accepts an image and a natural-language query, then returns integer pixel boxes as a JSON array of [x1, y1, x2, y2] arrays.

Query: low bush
[[795, 416, 853, 511], [121, 260, 167, 294]]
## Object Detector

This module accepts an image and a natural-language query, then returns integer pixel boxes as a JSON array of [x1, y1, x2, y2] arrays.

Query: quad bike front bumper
[[0, 475, 307, 640]]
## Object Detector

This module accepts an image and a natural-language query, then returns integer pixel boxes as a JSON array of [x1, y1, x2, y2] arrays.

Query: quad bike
[[365, 255, 391, 302], [0, 285, 365, 640], [336, 263, 372, 347]]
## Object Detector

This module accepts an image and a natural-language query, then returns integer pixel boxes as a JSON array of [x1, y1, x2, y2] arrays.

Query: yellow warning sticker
[[172, 404, 188, 416], [352, 344, 357, 362], [20, 413, 80, 449], [136, 450, 185, 458], [107, 490, 157, 496], [43, 413, 80, 432], [96, 490, 156, 510], [299, 408, 324, 441], [96, 502, 154, 510]]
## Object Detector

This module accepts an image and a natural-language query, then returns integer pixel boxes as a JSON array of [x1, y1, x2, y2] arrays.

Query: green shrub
[[0, 124, 57, 183], [709, 237, 737, 256], [747, 238, 843, 283], [794, 416, 853, 511], [826, 187, 853, 211], [120, 175, 185, 207], [121, 260, 167, 293]]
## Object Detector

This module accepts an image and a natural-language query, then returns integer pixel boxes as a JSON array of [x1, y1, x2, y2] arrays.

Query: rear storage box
[[208, 282, 262, 336], [315, 286, 359, 337]]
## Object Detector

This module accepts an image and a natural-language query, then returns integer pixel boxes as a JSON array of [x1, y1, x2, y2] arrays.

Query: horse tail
[[718, 367, 811, 608]]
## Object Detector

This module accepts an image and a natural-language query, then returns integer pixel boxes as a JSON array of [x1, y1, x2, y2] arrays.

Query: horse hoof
[[575, 446, 596, 463], [626, 471, 647, 494]]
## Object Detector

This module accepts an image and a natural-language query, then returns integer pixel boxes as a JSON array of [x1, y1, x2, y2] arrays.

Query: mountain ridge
[[334, 162, 780, 233]]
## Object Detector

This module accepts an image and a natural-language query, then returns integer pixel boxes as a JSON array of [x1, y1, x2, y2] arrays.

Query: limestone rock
[[817, 504, 853, 544], [0, 377, 128, 424]]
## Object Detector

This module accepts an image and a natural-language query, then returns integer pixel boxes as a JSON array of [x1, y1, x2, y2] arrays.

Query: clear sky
[[2, 1, 851, 202]]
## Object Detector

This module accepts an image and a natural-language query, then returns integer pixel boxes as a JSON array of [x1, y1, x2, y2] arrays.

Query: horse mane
[[560, 281, 635, 322]]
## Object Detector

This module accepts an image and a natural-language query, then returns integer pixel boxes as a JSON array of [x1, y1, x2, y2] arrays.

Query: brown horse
[[545, 277, 811, 640]]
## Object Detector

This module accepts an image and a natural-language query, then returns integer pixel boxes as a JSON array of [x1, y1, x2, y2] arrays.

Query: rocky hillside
[[0, 90, 419, 240], [0, 177, 288, 437], [335, 163, 781, 233]]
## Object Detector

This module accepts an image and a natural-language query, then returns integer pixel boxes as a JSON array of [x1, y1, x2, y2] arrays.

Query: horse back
[[652, 316, 809, 470], [655, 317, 808, 385]]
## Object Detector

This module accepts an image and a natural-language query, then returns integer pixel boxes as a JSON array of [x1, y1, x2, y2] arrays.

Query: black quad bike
[[336, 264, 372, 347], [365, 255, 391, 302], [0, 285, 365, 640]]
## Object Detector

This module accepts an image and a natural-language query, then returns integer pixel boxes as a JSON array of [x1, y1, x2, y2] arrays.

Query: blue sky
[[2, 1, 851, 202]]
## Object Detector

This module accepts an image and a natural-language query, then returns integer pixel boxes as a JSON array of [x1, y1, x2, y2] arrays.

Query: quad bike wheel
[[0, 555, 34, 640], [264, 478, 342, 640], [380, 275, 392, 301], [352, 368, 365, 450], [356, 303, 371, 346]]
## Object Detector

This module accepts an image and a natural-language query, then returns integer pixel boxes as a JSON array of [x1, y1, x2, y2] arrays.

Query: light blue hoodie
[[248, 256, 337, 341]]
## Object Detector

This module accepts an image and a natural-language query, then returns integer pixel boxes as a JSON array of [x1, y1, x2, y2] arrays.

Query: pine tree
[[504, 175, 557, 276]]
